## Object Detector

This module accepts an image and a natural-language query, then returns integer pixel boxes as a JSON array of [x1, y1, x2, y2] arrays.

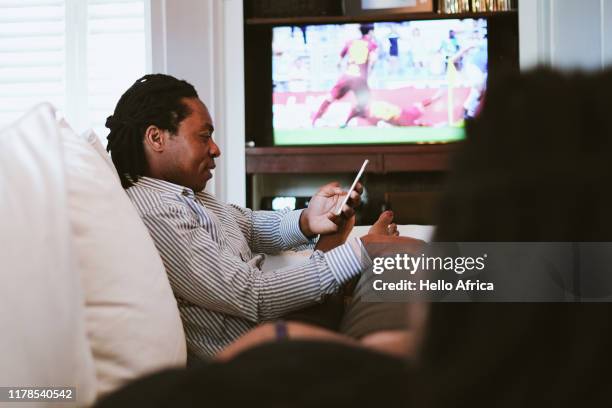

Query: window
[[0, 0, 149, 143]]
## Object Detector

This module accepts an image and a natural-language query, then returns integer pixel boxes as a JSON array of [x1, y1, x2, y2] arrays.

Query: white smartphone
[[335, 159, 369, 216]]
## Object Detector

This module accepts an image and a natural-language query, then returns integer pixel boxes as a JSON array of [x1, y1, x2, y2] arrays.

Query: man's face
[[163, 97, 220, 191]]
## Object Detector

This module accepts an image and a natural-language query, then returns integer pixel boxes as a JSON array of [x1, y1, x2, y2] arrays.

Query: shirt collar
[[132, 176, 196, 199]]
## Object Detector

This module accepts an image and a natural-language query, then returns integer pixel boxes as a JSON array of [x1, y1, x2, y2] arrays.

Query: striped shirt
[[126, 177, 371, 359]]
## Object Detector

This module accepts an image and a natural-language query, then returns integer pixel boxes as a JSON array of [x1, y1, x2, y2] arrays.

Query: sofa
[[0, 104, 435, 407], [0, 104, 186, 407]]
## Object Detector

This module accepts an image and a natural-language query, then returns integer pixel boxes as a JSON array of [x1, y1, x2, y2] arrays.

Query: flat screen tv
[[272, 19, 488, 146]]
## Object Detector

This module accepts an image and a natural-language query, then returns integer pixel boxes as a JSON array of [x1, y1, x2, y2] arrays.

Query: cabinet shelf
[[245, 10, 517, 26], [246, 143, 461, 174]]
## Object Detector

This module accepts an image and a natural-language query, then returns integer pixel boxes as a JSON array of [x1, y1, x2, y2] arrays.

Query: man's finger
[[326, 211, 345, 227], [319, 182, 342, 194], [347, 190, 362, 208], [320, 185, 345, 197], [340, 205, 355, 219], [388, 223, 398, 236]]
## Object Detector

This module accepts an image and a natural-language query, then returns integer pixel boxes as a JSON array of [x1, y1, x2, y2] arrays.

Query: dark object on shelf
[[245, 0, 343, 19], [385, 191, 441, 225], [343, 0, 434, 16]]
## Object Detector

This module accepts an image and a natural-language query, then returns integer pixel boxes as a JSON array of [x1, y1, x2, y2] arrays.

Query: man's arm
[[228, 205, 314, 254], [228, 182, 362, 254], [142, 206, 370, 323]]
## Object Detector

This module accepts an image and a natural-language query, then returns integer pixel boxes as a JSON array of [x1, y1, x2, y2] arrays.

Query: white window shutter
[[0, 0, 66, 128], [0, 0, 148, 143]]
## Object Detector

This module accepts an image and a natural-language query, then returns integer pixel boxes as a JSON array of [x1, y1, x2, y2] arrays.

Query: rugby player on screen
[[344, 90, 443, 128], [312, 23, 378, 127]]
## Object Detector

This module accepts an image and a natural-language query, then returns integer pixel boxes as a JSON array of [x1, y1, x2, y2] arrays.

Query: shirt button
[[182, 190, 190, 197]]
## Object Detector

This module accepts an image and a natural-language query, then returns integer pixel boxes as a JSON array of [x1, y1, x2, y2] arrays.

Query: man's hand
[[315, 215, 355, 252], [361, 211, 423, 258], [300, 181, 362, 237], [315, 210, 402, 253]]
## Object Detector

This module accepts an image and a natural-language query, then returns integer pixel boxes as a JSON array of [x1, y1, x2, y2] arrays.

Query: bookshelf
[[246, 10, 517, 26]]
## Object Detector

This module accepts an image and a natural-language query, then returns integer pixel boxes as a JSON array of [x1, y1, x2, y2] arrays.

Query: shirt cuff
[[323, 237, 373, 284], [279, 209, 313, 249]]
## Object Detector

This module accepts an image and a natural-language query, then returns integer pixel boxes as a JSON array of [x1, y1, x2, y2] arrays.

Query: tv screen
[[272, 19, 488, 146]]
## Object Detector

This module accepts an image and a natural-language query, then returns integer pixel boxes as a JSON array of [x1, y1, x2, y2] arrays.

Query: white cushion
[[0, 104, 97, 407], [58, 119, 187, 397], [349, 225, 435, 243], [80, 128, 117, 177]]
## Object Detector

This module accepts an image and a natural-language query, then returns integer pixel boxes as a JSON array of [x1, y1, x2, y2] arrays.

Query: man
[[312, 24, 378, 127], [106, 74, 406, 360]]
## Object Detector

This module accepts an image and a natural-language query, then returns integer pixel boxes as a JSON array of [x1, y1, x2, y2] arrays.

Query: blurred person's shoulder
[[97, 341, 411, 408]]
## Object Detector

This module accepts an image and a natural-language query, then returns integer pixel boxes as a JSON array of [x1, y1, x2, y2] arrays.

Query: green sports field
[[274, 126, 465, 146]]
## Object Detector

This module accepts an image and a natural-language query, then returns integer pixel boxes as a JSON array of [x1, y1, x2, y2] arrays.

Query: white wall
[[149, 0, 246, 205], [519, 0, 612, 70]]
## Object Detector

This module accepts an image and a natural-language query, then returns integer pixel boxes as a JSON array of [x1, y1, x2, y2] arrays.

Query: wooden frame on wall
[[343, 0, 434, 16]]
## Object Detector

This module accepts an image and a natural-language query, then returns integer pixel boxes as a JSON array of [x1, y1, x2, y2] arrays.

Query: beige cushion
[[58, 119, 187, 397], [0, 104, 97, 407]]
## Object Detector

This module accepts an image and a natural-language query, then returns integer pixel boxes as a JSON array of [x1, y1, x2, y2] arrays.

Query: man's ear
[[143, 125, 166, 152]]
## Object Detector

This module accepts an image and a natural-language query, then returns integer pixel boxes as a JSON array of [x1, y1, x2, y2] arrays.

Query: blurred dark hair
[[416, 69, 612, 407], [105, 74, 198, 188], [360, 23, 374, 36], [436, 68, 612, 242]]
